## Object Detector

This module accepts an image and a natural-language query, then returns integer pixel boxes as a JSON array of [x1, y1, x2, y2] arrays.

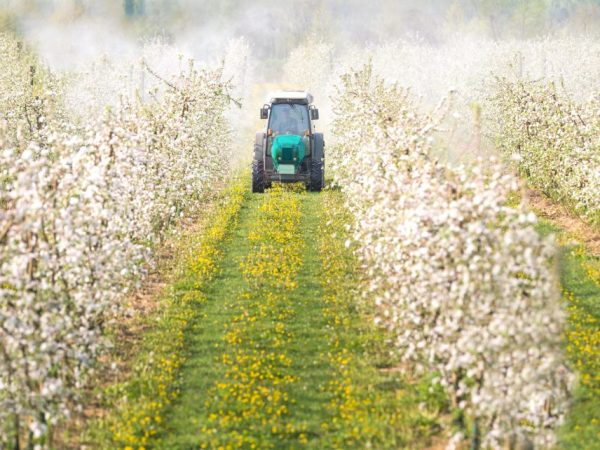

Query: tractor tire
[[309, 159, 324, 192], [252, 160, 265, 193]]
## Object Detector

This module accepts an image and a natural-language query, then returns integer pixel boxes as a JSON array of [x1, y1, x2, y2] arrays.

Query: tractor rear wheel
[[309, 159, 324, 192], [252, 160, 265, 193]]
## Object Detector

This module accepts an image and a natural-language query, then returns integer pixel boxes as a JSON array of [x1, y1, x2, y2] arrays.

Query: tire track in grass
[[282, 191, 336, 444], [156, 184, 442, 449], [159, 184, 353, 448], [155, 188, 263, 449], [197, 183, 312, 448]]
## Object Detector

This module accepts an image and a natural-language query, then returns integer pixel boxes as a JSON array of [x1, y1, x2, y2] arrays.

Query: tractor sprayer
[[252, 91, 324, 193]]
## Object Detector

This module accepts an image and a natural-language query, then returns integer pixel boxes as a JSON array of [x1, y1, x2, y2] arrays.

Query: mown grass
[[84, 177, 247, 449], [276, 191, 335, 442], [146, 184, 445, 449], [154, 191, 262, 448], [159, 186, 335, 448], [196, 184, 318, 448], [535, 220, 600, 449]]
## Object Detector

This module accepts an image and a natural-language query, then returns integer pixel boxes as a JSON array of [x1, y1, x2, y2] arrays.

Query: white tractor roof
[[268, 90, 314, 104]]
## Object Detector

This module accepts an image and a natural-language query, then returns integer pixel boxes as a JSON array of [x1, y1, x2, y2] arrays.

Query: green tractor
[[252, 91, 324, 193]]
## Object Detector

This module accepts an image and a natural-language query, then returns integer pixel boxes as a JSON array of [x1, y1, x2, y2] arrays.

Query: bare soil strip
[[526, 189, 600, 256]]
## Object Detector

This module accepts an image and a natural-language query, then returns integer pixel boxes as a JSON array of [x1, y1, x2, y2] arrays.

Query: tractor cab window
[[269, 103, 309, 136]]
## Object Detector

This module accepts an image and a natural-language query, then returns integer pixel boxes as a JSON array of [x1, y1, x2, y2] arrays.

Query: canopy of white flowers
[[329, 64, 572, 449], [491, 78, 600, 228], [0, 33, 248, 445]]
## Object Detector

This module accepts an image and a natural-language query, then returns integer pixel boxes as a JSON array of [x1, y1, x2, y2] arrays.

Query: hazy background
[[2, 0, 599, 161], [1, 0, 600, 72]]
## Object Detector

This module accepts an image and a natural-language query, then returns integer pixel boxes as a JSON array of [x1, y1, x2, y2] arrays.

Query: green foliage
[[124, 0, 145, 18]]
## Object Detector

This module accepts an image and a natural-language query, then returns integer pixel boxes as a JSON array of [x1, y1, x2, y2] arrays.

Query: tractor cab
[[260, 91, 319, 135], [252, 91, 324, 192], [268, 103, 310, 136]]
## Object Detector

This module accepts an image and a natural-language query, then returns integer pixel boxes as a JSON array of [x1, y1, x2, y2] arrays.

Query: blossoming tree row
[[329, 64, 572, 449], [0, 33, 242, 447], [491, 78, 600, 228]]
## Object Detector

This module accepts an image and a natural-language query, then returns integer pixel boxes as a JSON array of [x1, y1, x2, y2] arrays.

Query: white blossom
[[0, 33, 248, 446], [329, 63, 572, 448]]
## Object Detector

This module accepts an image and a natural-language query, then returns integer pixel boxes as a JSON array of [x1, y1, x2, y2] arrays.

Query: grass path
[[150, 186, 440, 449], [533, 221, 600, 449], [94, 182, 598, 449], [155, 191, 263, 448], [156, 188, 332, 448]]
